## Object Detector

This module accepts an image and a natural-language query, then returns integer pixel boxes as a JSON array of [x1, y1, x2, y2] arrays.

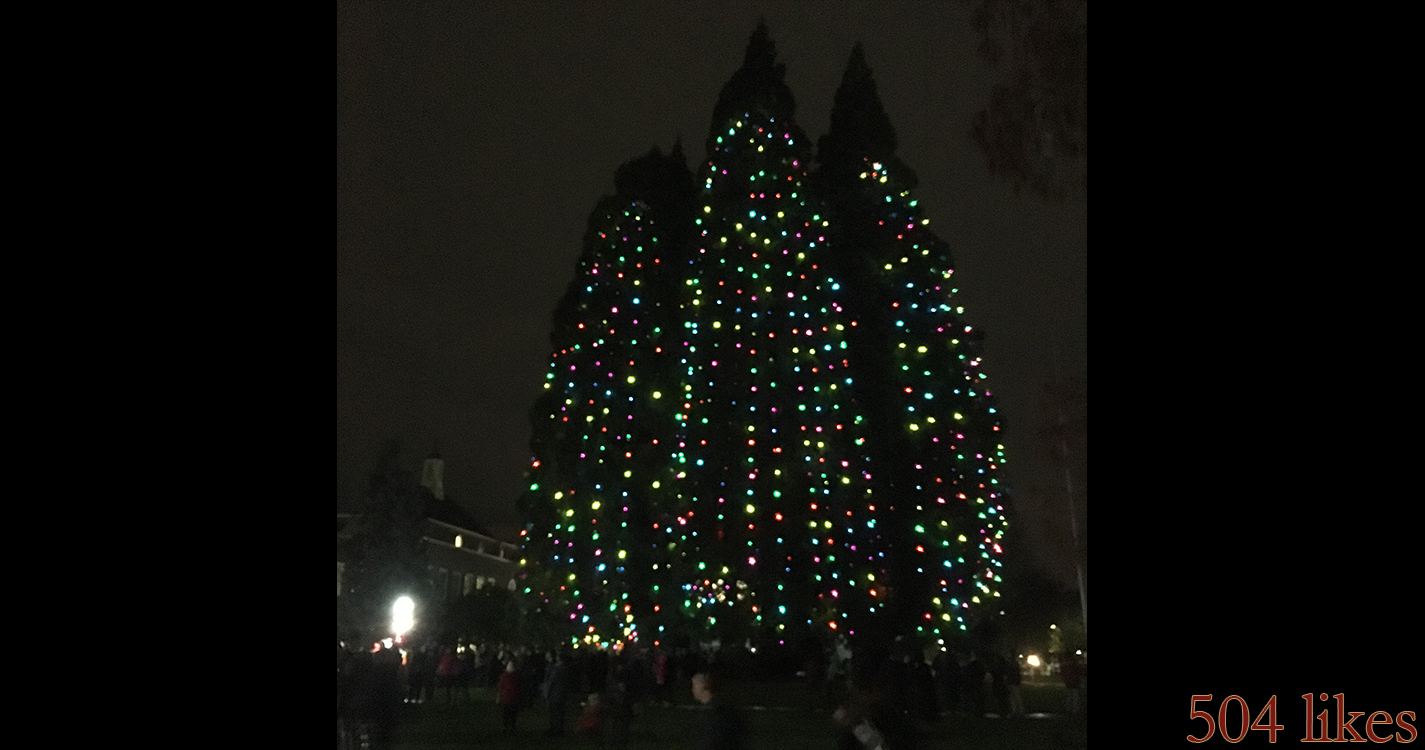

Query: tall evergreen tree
[[671, 23, 881, 644], [518, 145, 696, 647], [519, 26, 1009, 651], [339, 440, 432, 644], [815, 46, 1010, 642], [969, 0, 1088, 201]]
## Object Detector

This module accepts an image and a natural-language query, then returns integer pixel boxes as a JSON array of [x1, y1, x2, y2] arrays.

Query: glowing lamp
[[392, 596, 415, 637]]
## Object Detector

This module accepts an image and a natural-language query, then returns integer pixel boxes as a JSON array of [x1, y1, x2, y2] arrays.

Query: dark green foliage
[[445, 584, 521, 644], [520, 26, 1011, 652], [518, 145, 697, 644], [814, 44, 913, 204], [969, 0, 1087, 200], [813, 47, 1009, 645], [339, 440, 433, 644], [708, 20, 798, 146]]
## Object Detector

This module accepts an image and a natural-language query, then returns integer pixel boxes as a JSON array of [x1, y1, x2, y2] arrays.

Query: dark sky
[[337, 1, 1086, 585]]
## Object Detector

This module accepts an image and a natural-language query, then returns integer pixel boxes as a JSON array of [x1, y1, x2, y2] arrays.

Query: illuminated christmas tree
[[814, 45, 1010, 643], [517, 145, 696, 647], [519, 25, 1007, 650], [669, 25, 883, 644]]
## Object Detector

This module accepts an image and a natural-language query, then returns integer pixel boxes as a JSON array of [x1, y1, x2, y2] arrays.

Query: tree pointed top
[[615, 143, 694, 205], [846, 42, 869, 77], [813, 43, 916, 204], [742, 19, 777, 70], [825, 43, 898, 160], [710, 22, 796, 128]]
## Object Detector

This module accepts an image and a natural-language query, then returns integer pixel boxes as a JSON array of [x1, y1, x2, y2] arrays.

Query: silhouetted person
[[458, 644, 477, 696], [833, 663, 916, 750], [963, 650, 987, 716], [1004, 651, 1024, 717], [1059, 653, 1085, 716], [435, 647, 460, 703], [337, 648, 365, 750], [625, 648, 651, 706], [497, 661, 521, 733], [340, 645, 402, 750], [825, 644, 850, 708], [406, 641, 435, 704], [518, 655, 542, 721], [938, 650, 965, 715], [908, 649, 939, 728], [575, 692, 605, 736], [588, 647, 610, 693], [545, 651, 574, 737], [988, 652, 1009, 716], [691, 671, 745, 750], [872, 651, 909, 723], [605, 673, 635, 750], [652, 647, 672, 705]]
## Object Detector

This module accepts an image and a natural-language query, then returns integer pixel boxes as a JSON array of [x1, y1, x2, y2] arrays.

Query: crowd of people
[[337, 637, 719, 749], [336, 635, 1085, 750], [834, 640, 1084, 722]]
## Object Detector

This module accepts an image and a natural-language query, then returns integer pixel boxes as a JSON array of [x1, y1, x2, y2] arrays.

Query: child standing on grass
[[691, 671, 745, 750], [576, 692, 605, 735]]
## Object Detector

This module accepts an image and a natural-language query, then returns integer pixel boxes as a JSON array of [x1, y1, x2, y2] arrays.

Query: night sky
[[337, 2, 1086, 585]]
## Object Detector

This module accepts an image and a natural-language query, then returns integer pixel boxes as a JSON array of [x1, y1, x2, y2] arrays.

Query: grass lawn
[[382, 679, 1086, 750]]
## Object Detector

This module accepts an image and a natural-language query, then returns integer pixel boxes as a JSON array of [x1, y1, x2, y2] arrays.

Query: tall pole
[[1052, 342, 1087, 636], [1059, 416, 1086, 634]]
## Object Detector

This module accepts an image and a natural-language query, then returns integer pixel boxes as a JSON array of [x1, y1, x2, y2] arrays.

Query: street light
[[392, 595, 415, 637]]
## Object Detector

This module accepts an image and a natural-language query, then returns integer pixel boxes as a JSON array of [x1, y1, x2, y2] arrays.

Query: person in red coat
[[575, 692, 605, 735], [497, 661, 521, 733], [435, 647, 461, 703]]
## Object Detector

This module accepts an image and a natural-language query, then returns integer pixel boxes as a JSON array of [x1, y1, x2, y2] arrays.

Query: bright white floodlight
[[392, 596, 415, 636]]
